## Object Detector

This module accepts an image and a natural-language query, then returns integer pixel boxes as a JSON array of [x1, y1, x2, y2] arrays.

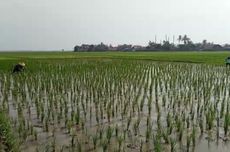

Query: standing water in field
[[0, 60, 230, 152]]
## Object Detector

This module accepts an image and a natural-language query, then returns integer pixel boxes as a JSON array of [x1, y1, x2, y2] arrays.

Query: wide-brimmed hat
[[19, 62, 25, 66]]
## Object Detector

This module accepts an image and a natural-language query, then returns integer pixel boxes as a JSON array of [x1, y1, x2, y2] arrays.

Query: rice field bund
[[1, 52, 230, 152]]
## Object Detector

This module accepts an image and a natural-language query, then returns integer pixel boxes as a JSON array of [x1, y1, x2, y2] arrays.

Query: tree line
[[74, 35, 230, 52]]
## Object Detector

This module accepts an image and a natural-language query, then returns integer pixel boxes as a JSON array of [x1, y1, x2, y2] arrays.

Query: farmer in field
[[226, 57, 230, 67], [13, 62, 26, 73]]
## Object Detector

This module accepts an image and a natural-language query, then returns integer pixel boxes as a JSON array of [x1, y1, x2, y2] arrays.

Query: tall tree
[[182, 35, 190, 45], [202, 39, 207, 46], [178, 35, 182, 44]]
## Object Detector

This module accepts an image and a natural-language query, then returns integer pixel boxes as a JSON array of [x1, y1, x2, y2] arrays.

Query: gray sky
[[1, 0, 230, 50]]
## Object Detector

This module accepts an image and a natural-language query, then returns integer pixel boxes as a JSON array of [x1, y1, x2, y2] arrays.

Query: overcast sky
[[1, 0, 230, 50]]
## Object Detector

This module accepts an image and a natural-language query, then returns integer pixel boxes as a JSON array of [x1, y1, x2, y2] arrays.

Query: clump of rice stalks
[[170, 137, 176, 152], [117, 135, 124, 152], [191, 124, 196, 147], [92, 134, 98, 150], [101, 138, 108, 152], [0, 111, 19, 152], [106, 126, 114, 143], [133, 117, 141, 136], [224, 111, 230, 136], [153, 132, 162, 152], [115, 124, 119, 137], [186, 134, 191, 152], [76, 139, 82, 152], [205, 105, 215, 130]]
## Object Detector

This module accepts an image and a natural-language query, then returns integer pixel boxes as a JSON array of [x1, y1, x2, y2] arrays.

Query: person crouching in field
[[13, 62, 25, 73], [226, 57, 230, 67]]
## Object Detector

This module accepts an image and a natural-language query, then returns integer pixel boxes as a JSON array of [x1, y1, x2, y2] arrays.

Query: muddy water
[[196, 136, 230, 152]]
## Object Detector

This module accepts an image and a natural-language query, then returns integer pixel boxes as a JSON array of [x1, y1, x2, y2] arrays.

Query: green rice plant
[[115, 124, 119, 137], [101, 138, 108, 152], [155, 99, 160, 114], [81, 120, 85, 130], [0, 111, 19, 152], [33, 129, 38, 141], [70, 133, 75, 150], [166, 112, 173, 134], [76, 139, 82, 152], [45, 118, 49, 132], [162, 95, 166, 107], [167, 124, 173, 135], [57, 113, 62, 124], [186, 134, 191, 152], [106, 126, 114, 143], [67, 120, 72, 134], [199, 116, 204, 134], [71, 110, 74, 122], [170, 137, 176, 152], [106, 108, 111, 123], [51, 137, 56, 152], [29, 122, 34, 136], [75, 108, 80, 125], [191, 124, 196, 147], [205, 106, 215, 130], [99, 127, 104, 140], [176, 118, 183, 133], [140, 98, 145, 112], [162, 129, 169, 144], [224, 111, 230, 136], [133, 117, 141, 136], [41, 111, 45, 123], [100, 103, 104, 121], [216, 111, 220, 140], [153, 132, 162, 152], [220, 99, 225, 118], [145, 124, 152, 143], [191, 110, 195, 122], [147, 97, 152, 115], [140, 139, 143, 152], [178, 124, 184, 142], [123, 129, 127, 140], [92, 134, 98, 150], [95, 106, 100, 124], [157, 112, 161, 130], [186, 116, 190, 129], [117, 135, 124, 152], [126, 114, 132, 131], [44, 143, 51, 152]]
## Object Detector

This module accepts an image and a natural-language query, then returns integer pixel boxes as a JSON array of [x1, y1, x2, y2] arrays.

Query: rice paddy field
[[1, 51, 230, 152]]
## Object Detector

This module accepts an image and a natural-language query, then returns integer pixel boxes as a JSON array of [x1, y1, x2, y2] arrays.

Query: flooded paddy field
[[1, 59, 230, 152]]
